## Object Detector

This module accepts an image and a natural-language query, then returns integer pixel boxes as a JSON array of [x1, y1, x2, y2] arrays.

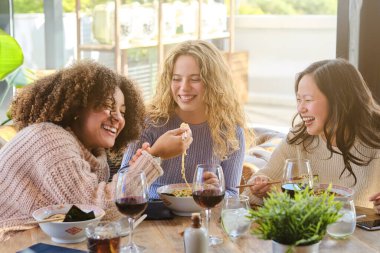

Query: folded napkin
[[144, 200, 174, 220], [17, 243, 86, 253]]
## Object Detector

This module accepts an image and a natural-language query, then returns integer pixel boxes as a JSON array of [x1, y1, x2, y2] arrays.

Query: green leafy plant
[[0, 29, 23, 80], [238, 0, 337, 15], [0, 29, 35, 125], [247, 186, 342, 251]]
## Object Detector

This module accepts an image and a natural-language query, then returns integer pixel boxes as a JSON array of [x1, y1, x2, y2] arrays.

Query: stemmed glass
[[281, 158, 313, 197], [115, 170, 149, 253], [192, 164, 225, 246]]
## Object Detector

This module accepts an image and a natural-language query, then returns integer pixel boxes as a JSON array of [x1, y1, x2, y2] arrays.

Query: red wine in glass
[[115, 196, 148, 217], [192, 164, 226, 246], [281, 183, 304, 198], [115, 170, 149, 253], [193, 189, 225, 208], [282, 159, 313, 198]]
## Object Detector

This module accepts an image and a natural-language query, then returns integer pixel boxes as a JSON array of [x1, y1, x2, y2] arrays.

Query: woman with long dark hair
[[244, 59, 380, 211]]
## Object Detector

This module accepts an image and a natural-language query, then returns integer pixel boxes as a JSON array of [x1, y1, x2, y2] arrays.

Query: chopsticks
[[25, 216, 64, 225], [134, 214, 147, 229], [236, 174, 319, 189], [236, 180, 281, 189]]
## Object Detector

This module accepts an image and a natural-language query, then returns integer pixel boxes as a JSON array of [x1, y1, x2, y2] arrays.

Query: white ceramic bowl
[[157, 183, 201, 216], [32, 204, 105, 243]]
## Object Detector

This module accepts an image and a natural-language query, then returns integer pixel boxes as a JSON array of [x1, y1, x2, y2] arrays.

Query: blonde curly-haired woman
[[121, 40, 252, 199]]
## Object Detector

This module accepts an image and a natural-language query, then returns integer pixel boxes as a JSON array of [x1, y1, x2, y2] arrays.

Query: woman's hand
[[203, 171, 220, 186], [369, 192, 380, 214], [149, 127, 193, 160], [248, 175, 272, 198], [129, 142, 151, 166]]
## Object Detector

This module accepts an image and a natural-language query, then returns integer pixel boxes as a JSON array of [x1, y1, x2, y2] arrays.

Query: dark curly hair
[[289, 58, 380, 185], [11, 60, 146, 154]]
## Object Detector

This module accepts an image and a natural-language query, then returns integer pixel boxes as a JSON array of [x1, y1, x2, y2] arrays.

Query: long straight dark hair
[[288, 59, 380, 185]]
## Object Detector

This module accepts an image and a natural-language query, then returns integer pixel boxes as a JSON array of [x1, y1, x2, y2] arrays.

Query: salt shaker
[[184, 213, 208, 253]]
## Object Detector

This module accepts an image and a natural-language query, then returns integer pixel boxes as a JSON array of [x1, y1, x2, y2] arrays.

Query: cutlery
[[134, 214, 147, 229], [236, 174, 319, 189], [236, 180, 281, 189], [25, 216, 65, 225]]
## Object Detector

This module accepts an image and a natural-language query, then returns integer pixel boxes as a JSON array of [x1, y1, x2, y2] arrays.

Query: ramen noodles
[[180, 123, 191, 189], [172, 188, 193, 197]]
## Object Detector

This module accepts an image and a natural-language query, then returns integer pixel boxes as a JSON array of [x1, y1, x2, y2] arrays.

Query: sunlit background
[[2, 0, 372, 131]]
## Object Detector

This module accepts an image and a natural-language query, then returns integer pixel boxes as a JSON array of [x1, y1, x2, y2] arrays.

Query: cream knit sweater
[[0, 122, 163, 241], [243, 134, 380, 208]]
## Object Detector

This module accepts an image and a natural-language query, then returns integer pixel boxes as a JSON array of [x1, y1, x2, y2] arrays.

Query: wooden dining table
[[2, 206, 380, 253]]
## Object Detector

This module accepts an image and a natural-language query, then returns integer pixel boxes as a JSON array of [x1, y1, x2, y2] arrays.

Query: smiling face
[[73, 87, 126, 150], [171, 55, 207, 123], [296, 74, 329, 136]]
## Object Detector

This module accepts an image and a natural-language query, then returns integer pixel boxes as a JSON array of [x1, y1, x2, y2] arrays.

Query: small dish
[[32, 204, 105, 243]]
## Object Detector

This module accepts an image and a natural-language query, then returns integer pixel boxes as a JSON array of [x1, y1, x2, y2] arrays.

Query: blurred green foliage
[[13, 0, 143, 13], [13, 0, 337, 15], [239, 0, 337, 15]]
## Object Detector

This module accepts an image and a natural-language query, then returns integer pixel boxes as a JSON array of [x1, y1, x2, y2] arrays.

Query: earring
[[74, 116, 78, 120]]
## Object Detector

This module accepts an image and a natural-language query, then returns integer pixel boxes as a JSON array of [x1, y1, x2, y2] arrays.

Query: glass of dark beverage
[[192, 164, 225, 246], [86, 221, 121, 253], [115, 170, 149, 253], [281, 158, 313, 197]]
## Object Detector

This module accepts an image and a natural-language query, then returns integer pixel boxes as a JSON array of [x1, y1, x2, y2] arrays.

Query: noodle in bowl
[[314, 184, 354, 200], [157, 183, 201, 216]]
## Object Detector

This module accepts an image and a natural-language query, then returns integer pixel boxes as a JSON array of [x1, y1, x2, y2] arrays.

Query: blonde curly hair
[[148, 40, 252, 159], [11, 60, 145, 154]]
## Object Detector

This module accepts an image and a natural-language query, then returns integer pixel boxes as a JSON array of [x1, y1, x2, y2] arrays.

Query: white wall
[[14, 13, 77, 69], [234, 15, 337, 106]]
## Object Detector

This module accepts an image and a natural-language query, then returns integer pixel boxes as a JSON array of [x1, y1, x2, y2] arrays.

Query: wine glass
[[115, 170, 149, 253], [192, 164, 225, 246], [281, 158, 313, 197]]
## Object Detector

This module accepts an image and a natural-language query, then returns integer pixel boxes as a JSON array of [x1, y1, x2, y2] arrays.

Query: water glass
[[221, 195, 252, 238], [86, 221, 121, 253], [326, 198, 356, 239]]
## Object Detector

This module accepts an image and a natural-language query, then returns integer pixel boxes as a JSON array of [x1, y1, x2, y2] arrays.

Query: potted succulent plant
[[247, 186, 342, 253]]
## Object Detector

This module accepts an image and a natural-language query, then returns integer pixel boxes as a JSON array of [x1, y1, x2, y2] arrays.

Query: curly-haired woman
[[243, 59, 380, 211], [0, 61, 189, 241], [120, 40, 251, 198]]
